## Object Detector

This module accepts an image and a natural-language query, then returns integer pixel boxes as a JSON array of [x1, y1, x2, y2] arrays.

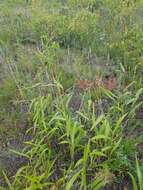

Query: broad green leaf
[[136, 157, 143, 190], [59, 140, 69, 144], [102, 146, 111, 152], [91, 135, 108, 141], [91, 178, 105, 190], [128, 172, 138, 190], [91, 150, 106, 157], [113, 114, 127, 134], [110, 137, 122, 155], [65, 171, 81, 190], [91, 115, 104, 131]]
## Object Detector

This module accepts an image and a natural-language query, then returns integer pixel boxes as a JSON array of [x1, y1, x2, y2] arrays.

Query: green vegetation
[[0, 0, 143, 189]]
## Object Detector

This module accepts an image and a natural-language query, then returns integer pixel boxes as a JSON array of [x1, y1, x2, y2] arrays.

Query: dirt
[[0, 103, 31, 184], [137, 107, 143, 120]]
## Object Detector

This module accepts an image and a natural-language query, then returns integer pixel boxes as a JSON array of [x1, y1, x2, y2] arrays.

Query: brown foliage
[[77, 76, 117, 91]]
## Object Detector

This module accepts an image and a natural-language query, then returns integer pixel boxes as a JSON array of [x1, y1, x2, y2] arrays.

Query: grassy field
[[0, 0, 143, 189]]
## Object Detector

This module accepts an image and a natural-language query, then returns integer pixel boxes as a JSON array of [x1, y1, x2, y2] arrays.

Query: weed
[[0, 0, 143, 189]]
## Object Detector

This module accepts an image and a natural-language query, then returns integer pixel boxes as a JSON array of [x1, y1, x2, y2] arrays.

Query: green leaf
[[136, 157, 143, 190], [134, 88, 143, 103], [91, 150, 106, 157], [102, 146, 111, 152], [59, 140, 69, 144], [110, 137, 122, 155], [128, 172, 138, 190], [10, 149, 30, 159], [102, 88, 117, 100], [91, 135, 108, 141], [76, 111, 89, 121], [81, 141, 90, 190], [65, 171, 81, 190], [91, 115, 104, 131], [2, 171, 13, 190], [113, 114, 127, 134], [75, 159, 83, 168], [91, 177, 105, 190]]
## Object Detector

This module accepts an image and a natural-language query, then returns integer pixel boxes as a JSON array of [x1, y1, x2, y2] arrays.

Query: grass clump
[[0, 0, 143, 190]]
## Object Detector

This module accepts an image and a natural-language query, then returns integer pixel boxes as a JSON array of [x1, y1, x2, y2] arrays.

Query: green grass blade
[[65, 171, 81, 190], [128, 172, 138, 190], [136, 157, 143, 190]]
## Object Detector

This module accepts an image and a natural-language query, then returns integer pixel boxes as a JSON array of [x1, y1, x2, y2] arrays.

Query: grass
[[0, 0, 143, 189]]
